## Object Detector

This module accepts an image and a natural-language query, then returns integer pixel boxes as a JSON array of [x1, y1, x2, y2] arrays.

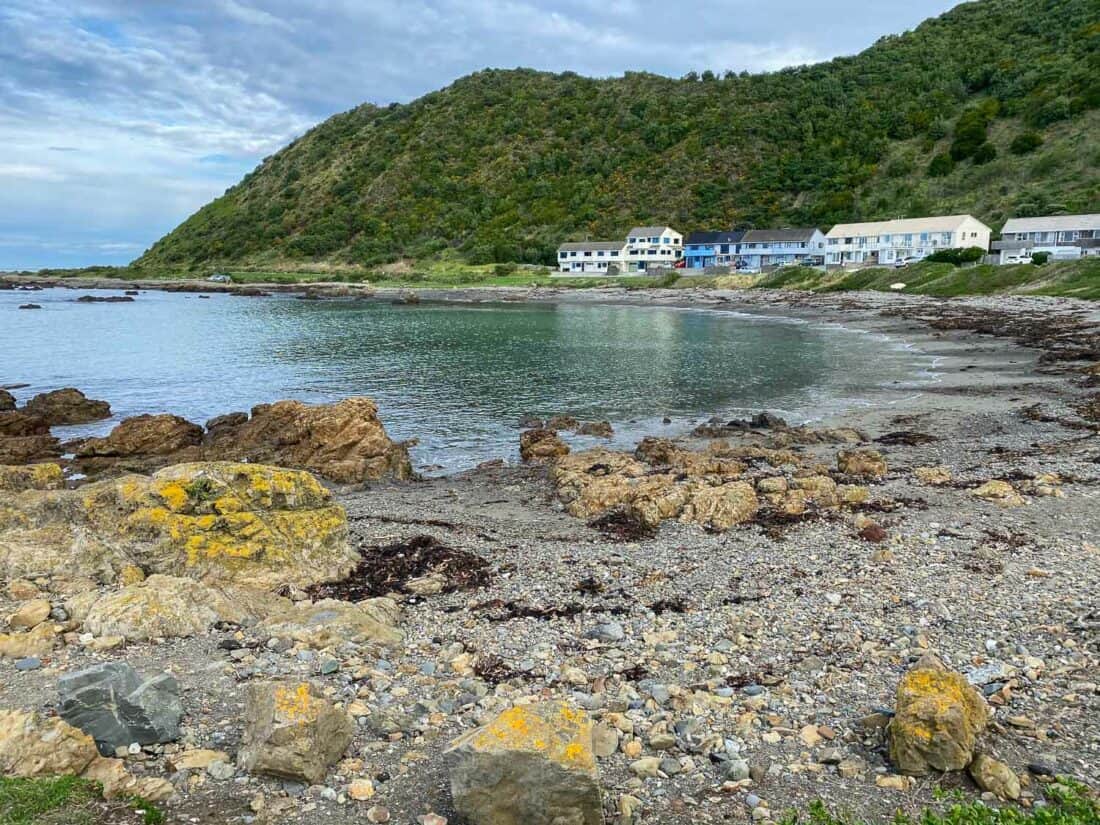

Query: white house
[[825, 215, 991, 268], [736, 228, 826, 270], [556, 241, 626, 273], [992, 214, 1100, 264], [622, 226, 683, 273]]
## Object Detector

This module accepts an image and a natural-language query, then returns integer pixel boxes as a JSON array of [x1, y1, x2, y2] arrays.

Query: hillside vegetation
[[137, 0, 1099, 271]]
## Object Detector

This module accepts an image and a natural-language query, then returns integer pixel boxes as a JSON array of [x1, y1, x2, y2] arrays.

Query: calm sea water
[[1, 288, 935, 472]]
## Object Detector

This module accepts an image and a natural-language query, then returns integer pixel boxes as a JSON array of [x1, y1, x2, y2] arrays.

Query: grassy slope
[[132, 0, 1100, 271]]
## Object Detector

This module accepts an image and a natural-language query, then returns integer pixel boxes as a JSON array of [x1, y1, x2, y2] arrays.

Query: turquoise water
[[1, 288, 935, 472]]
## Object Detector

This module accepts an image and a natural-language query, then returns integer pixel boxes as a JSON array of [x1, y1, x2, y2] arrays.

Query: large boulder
[[0, 411, 49, 438], [24, 388, 110, 425], [0, 436, 62, 464], [83, 575, 253, 641], [205, 397, 413, 483], [680, 481, 758, 530], [837, 449, 887, 478], [520, 428, 570, 462], [259, 598, 402, 649], [237, 681, 355, 783], [0, 389, 14, 412], [0, 462, 357, 589], [888, 656, 990, 775], [448, 702, 602, 825], [0, 623, 58, 659], [0, 709, 173, 801], [76, 413, 204, 460], [59, 662, 182, 752]]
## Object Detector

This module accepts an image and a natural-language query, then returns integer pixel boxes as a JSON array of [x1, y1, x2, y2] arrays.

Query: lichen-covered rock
[[837, 484, 870, 505], [520, 428, 570, 462], [0, 463, 64, 492], [888, 656, 990, 775], [968, 753, 1021, 800], [24, 388, 111, 425], [0, 462, 357, 589], [0, 623, 58, 659], [837, 449, 887, 478], [448, 702, 602, 825], [915, 466, 953, 486], [238, 681, 354, 783], [76, 414, 204, 459], [206, 397, 413, 483], [83, 575, 254, 640], [0, 709, 174, 801], [680, 482, 758, 531], [972, 480, 1026, 507], [259, 598, 402, 649], [791, 475, 840, 507]]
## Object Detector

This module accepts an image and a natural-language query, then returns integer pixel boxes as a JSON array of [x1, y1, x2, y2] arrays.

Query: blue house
[[682, 231, 745, 270]]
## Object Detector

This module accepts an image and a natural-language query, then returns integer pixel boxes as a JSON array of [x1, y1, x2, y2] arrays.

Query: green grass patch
[[781, 782, 1099, 825], [0, 777, 164, 825]]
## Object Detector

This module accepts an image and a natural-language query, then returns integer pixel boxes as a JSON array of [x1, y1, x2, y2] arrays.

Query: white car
[[894, 257, 919, 269]]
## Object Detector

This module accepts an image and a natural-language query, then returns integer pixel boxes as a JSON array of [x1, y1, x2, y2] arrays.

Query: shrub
[[926, 246, 986, 265], [493, 263, 518, 276], [972, 142, 997, 164], [1032, 251, 1051, 265], [928, 152, 956, 177], [1011, 131, 1043, 155]]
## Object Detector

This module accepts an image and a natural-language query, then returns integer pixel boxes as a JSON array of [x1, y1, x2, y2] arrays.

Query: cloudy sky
[[0, 0, 957, 270]]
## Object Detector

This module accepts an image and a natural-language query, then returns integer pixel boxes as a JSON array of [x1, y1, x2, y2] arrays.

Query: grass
[[0, 777, 164, 825], [781, 782, 1099, 825]]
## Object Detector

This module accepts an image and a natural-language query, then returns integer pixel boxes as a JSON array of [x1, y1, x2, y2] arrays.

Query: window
[[628, 237, 636, 244], [570, 252, 578, 257], [597, 251, 605, 257], [584, 251, 592, 257], [559, 252, 567, 258]]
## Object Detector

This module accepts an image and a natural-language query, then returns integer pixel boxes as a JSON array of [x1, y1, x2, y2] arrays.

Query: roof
[[684, 230, 745, 245], [1001, 214, 1100, 233], [557, 241, 624, 252], [741, 228, 821, 243], [628, 226, 677, 237], [826, 215, 986, 238]]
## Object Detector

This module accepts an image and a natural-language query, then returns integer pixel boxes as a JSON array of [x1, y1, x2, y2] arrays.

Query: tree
[[972, 142, 997, 164], [928, 153, 956, 177], [1010, 131, 1043, 154]]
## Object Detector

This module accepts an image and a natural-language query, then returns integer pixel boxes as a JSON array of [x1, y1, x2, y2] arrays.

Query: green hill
[[135, 0, 1100, 271]]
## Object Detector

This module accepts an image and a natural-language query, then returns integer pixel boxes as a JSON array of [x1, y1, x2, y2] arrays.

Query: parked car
[[894, 257, 918, 269]]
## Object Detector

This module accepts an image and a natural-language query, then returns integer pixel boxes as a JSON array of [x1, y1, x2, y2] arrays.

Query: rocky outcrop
[[0, 709, 174, 801], [888, 655, 990, 775], [0, 411, 61, 464], [0, 390, 14, 411], [58, 662, 182, 751], [0, 463, 64, 491], [24, 388, 110, 425], [679, 481, 758, 531], [76, 414, 204, 464], [238, 681, 354, 783], [837, 449, 888, 478], [0, 462, 357, 589], [448, 702, 602, 825], [204, 398, 413, 484], [520, 428, 570, 462]]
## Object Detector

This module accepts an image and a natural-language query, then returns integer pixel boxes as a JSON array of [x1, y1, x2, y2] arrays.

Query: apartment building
[[825, 215, 991, 267], [992, 214, 1100, 264]]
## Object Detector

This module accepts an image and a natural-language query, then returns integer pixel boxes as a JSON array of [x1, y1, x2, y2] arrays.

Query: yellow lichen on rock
[[972, 480, 1026, 507], [0, 463, 64, 492], [0, 462, 357, 588], [451, 702, 597, 774], [680, 482, 758, 531]]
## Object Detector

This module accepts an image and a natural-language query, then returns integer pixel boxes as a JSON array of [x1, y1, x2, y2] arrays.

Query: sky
[[0, 0, 958, 271]]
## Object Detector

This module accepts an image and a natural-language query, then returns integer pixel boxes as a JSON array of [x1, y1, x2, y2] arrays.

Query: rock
[[680, 481, 758, 530], [790, 475, 839, 507], [858, 523, 888, 543], [238, 681, 354, 783], [24, 388, 110, 425], [58, 662, 182, 752], [6, 579, 40, 601], [167, 748, 231, 771], [724, 758, 751, 781], [0, 462, 356, 589], [875, 773, 913, 791], [520, 428, 570, 462], [0, 463, 64, 492], [0, 389, 14, 411], [76, 414, 204, 460], [367, 805, 391, 823], [448, 702, 602, 825], [83, 575, 258, 641], [546, 415, 580, 431], [888, 656, 990, 775], [972, 480, 1026, 507], [837, 449, 887, 478], [0, 410, 50, 438], [969, 753, 1021, 800], [258, 598, 402, 649], [591, 723, 619, 758], [9, 599, 51, 630], [0, 709, 173, 801], [207, 760, 236, 780], [756, 476, 788, 494], [348, 777, 375, 800], [0, 435, 62, 464], [585, 622, 624, 643], [0, 623, 58, 659], [205, 397, 413, 483], [914, 466, 952, 486], [577, 421, 613, 438]]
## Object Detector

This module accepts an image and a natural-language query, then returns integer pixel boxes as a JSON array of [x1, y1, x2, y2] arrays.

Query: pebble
[[367, 806, 391, 823], [586, 621, 625, 643], [724, 759, 750, 781], [207, 760, 236, 781], [14, 657, 41, 671]]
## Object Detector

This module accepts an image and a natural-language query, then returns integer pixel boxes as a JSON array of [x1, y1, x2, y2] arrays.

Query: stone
[[837, 449, 887, 478], [448, 702, 602, 825], [875, 774, 913, 791], [207, 760, 236, 780], [681, 481, 758, 530], [914, 466, 952, 486], [9, 599, 51, 630], [592, 723, 619, 758], [167, 748, 231, 771], [889, 656, 990, 775], [0, 463, 64, 492], [24, 388, 110, 425], [259, 598, 402, 649], [238, 681, 355, 784], [972, 480, 1026, 507], [585, 622, 624, 643], [0, 389, 14, 411], [799, 724, 823, 747], [76, 414, 204, 460], [348, 777, 375, 800], [0, 435, 62, 464], [0, 462, 357, 589], [0, 709, 173, 801], [367, 805, 391, 823], [6, 579, 40, 601], [724, 759, 750, 781], [58, 662, 182, 752], [0, 623, 58, 659], [969, 753, 1021, 800], [630, 757, 662, 777], [577, 421, 613, 438], [204, 397, 413, 483], [83, 575, 258, 641], [520, 428, 570, 462], [15, 657, 41, 671]]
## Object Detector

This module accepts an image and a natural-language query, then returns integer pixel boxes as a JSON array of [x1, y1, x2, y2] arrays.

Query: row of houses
[[556, 213, 1100, 273]]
